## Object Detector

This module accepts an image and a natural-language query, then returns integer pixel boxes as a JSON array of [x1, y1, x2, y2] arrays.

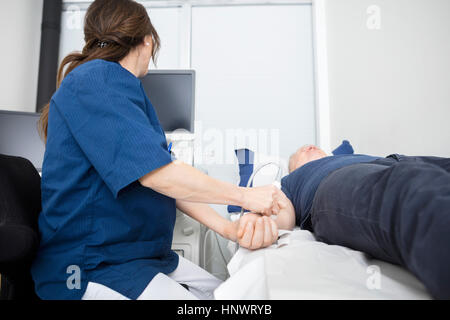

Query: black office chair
[[0, 154, 41, 300]]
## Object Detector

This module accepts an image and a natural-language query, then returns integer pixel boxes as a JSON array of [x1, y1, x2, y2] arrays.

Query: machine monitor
[[141, 70, 195, 133], [0, 110, 45, 172]]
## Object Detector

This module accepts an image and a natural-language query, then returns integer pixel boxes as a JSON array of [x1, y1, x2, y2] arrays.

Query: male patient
[[239, 143, 450, 299]]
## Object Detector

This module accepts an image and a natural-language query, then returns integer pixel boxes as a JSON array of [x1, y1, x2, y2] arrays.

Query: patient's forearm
[[274, 196, 296, 230], [275, 192, 295, 230], [275, 209, 296, 230]]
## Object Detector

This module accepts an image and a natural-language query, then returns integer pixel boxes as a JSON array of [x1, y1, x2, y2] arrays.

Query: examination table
[[215, 229, 431, 300]]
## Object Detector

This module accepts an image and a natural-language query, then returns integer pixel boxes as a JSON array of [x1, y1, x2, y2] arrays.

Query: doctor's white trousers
[[81, 256, 223, 300]]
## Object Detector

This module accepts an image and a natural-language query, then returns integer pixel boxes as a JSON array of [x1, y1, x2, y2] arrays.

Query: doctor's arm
[[139, 160, 281, 216], [176, 200, 278, 249]]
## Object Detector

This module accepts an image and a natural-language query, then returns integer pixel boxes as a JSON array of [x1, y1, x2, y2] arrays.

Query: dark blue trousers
[[310, 155, 450, 299]]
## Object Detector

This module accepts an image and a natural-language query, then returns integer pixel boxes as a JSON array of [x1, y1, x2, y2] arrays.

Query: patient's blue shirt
[[31, 59, 178, 300], [281, 154, 380, 231]]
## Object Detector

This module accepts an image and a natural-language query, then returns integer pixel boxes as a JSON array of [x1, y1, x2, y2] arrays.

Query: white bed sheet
[[214, 229, 431, 300]]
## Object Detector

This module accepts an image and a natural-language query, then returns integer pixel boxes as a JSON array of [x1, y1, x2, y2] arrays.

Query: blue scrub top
[[31, 59, 179, 300]]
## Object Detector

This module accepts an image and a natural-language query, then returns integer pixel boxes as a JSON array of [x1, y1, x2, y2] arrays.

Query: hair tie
[[97, 40, 109, 48]]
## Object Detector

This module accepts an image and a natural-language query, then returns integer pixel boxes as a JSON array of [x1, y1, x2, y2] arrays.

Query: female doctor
[[31, 0, 282, 300]]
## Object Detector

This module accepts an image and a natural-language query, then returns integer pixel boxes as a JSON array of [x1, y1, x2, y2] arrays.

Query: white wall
[[324, 0, 450, 157], [191, 4, 316, 162], [0, 0, 43, 112], [59, 5, 186, 69]]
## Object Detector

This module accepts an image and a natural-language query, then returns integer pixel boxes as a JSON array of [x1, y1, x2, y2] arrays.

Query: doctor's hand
[[232, 213, 278, 250], [241, 185, 283, 216]]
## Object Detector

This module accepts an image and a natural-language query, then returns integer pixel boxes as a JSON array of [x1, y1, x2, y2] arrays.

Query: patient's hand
[[234, 213, 278, 250]]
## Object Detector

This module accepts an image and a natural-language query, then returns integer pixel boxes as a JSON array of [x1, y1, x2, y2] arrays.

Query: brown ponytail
[[38, 0, 160, 142]]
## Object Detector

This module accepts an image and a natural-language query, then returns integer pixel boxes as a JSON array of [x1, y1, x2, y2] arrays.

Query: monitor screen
[[0, 110, 45, 171], [141, 70, 195, 133]]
